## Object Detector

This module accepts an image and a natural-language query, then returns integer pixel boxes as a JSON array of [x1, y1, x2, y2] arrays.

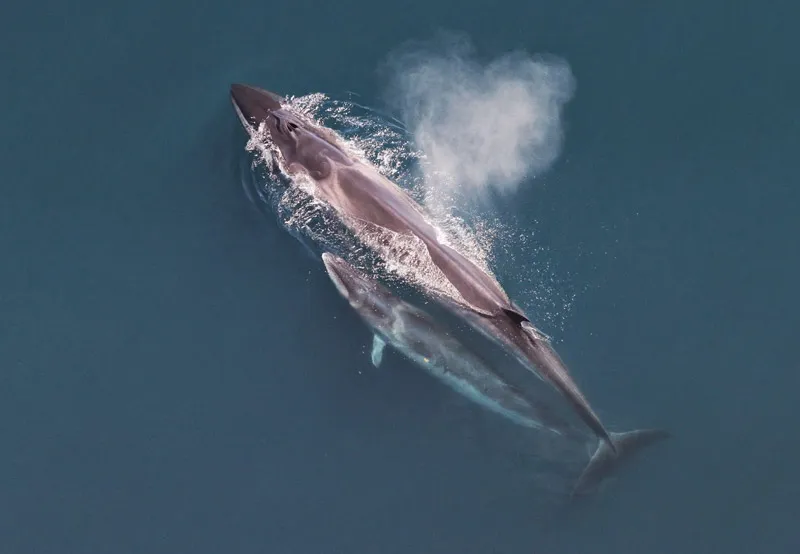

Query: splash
[[381, 32, 575, 207]]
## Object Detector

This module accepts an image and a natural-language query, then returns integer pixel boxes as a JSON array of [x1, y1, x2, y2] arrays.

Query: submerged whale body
[[321, 252, 579, 437]]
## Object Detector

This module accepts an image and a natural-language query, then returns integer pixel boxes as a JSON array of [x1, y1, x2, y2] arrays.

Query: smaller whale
[[322, 252, 576, 436], [322, 252, 671, 496]]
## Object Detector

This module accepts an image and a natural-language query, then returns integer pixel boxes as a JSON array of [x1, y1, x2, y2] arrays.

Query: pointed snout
[[322, 253, 356, 301], [230, 83, 285, 127], [322, 253, 381, 305]]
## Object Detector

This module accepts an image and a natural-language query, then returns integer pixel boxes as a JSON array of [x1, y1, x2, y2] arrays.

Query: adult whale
[[230, 84, 667, 469]]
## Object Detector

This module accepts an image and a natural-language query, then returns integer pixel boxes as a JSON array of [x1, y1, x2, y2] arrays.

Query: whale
[[321, 252, 581, 437], [321, 252, 669, 495]]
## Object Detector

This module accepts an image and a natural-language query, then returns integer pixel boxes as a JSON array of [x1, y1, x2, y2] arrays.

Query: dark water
[[1, 1, 798, 552]]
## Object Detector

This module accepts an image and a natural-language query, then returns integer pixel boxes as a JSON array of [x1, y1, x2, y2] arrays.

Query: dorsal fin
[[501, 308, 530, 326]]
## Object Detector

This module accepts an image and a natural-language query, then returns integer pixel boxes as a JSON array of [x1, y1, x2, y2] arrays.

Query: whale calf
[[321, 252, 579, 437], [230, 84, 669, 477], [322, 253, 669, 495]]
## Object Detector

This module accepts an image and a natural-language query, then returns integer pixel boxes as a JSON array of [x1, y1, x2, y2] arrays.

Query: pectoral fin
[[371, 335, 386, 367]]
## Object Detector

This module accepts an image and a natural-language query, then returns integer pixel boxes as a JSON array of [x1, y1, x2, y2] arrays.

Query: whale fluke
[[572, 429, 671, 497]]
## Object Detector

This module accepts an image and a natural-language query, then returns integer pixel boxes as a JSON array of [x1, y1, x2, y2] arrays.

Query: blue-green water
[[1, 1, 798, 552]]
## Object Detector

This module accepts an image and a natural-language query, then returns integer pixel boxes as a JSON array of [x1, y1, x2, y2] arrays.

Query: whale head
[[321, 253, 399, 332], [230, 84, 303, 158], [230, 83, 349, 178]]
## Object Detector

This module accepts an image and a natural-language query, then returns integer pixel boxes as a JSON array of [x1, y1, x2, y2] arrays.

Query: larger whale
[[230, 84, 668, 472]]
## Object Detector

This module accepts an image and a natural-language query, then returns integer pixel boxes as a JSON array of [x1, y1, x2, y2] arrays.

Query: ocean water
[[1, 1, 798, 553]]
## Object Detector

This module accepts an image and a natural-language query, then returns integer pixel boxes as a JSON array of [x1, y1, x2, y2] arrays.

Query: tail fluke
[[572, 429, 671, 497]]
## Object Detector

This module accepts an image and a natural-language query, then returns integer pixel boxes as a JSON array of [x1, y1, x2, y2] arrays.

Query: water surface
[[1, 1, 798, 552]]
